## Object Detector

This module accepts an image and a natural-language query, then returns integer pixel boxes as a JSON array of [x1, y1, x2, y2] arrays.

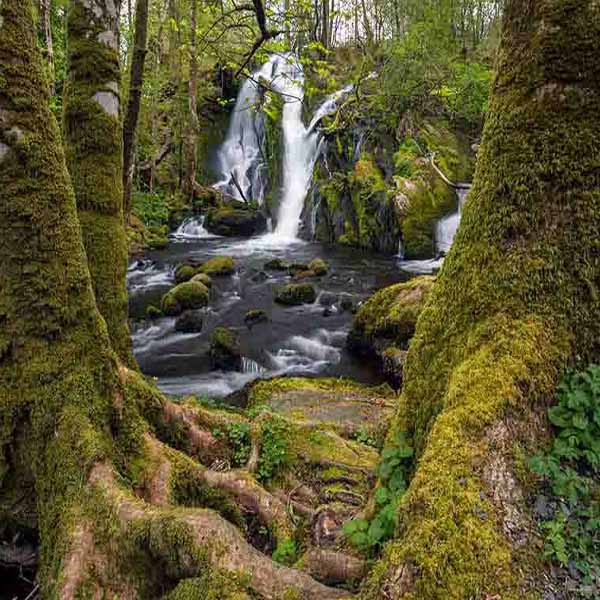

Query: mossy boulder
[[275, 283, 317, 306], [381, 346, 408, 389], [145, 305, 162, 320], [287, 262, 309, 275], [191, 272, 212, 288], [308, 258, 329, 276], [174, 311, 204, 333], [205, 204, 267, 237], [174, 263, 197, 284], [244, 309, 268, 327], [264, 258, 289, 271], [146, 225, 169, 250], [199, 256, 235, 277], [161, 281, 210, 316], [347, 276, 435, 357], [209, 327, 242, 371]]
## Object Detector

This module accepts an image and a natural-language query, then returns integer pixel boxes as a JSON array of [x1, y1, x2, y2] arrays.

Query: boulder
[[191, 272, 212, 288], [275, 283, 317, 306], [161, 280, 210, 316], [319, 292, 338, 307], [381, 347, 408, 389], [174, 263, 197, 284], [145, 305, 162, 320], [204, 204, 267, 237], [264, 258, 289, 271], [199, 256, 234, 276], [308, 258, 329, 276], [244, 309, 268, 327], [175, 310, 204, 333], [209, 327, 242, 371], [347, 275, 435, 358]]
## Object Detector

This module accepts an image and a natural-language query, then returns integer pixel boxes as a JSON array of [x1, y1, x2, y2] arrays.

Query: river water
[[128, 230, 408, 398]]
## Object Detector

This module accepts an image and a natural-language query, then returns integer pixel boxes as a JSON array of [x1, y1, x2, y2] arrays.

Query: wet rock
[[174, 263, 197, 284], [204, 204, 267, 237], [275, 283, 317, 305], [308, 258, 329, 276], [244, 309, 268, 327], [264, 258, 289, 271], [145, 305, 162, 320], [191, 272, 212, 288], [322, 307, 334, 317], [161, 280, 210, 316], [199, 255, 235, 276], [288, 262, 309, 275], [339, 295, 355, 312], [175, 310, 203, 333], [319, 292, 338, 307], [209, 327, 242, 371], [249, 270, 269, 283]]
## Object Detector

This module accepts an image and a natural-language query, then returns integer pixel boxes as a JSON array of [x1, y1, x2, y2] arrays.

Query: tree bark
[[367, 0, 600, 597], [183, 0, 199, 201], [123, 0, 151, 221], [63, 0, 135, 367], [39, 0, 55, 95]]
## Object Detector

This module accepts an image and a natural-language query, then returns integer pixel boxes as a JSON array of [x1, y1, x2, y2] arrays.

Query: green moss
[[275, 283, 317, 305], [209, 327, 241, 371], [174, 264, 197, 284], [307, 258, 329, 276], [161, 281, 209, 316], [199, 256, 234, 276], [191, 272, 212, 288]]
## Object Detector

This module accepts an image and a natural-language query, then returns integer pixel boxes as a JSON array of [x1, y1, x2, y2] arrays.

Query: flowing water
[[128, 233, 406, 398]]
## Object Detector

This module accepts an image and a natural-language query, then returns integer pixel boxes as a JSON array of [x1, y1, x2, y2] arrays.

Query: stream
[[128, 230, 407, 398]]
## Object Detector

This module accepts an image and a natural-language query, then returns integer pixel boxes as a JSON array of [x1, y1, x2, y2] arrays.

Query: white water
[[171, 215, 218, 240], [213, 54, 353, 242], [399, 186, 470, 274]]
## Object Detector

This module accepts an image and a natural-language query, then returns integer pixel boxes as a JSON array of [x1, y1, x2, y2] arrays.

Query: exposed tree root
[[300, 548, 367, 585]]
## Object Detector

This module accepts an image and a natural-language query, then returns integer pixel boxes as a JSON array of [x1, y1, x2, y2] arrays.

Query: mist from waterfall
[[212, 54, 353, 242]]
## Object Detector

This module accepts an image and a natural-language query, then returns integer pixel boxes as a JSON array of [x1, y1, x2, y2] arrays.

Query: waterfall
[[212, 53, 353, 241], [213, 56, 280, 203], [172, 215, 217, 240], [434, 186, 469, 254]]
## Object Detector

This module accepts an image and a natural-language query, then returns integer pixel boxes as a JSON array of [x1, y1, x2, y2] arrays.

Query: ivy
[[344, 431, 413, 554], [529, 365, 600, 594]]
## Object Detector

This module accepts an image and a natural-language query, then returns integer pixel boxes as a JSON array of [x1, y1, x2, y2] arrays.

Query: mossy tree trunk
[[367, 1, 599, 598], [123, 0, 150, 221], [183, 0, 199, 201], [63, 0, 135, 367]]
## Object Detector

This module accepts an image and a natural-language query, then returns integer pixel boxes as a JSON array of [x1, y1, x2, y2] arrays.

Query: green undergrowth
[[529, 365, 600, 595]]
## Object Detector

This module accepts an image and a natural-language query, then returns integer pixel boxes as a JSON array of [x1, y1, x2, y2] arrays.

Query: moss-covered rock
[[174, 263, 197, 284], [199, 256, 234, 277], [209, 327, 242, 371], [275, 283, 317, 306], [381, 347, 407, 389], [145, 305, 162, 320], [264, 258, 289, 271], [205, 204, 267, 237], [146, 225, 170, 250], [244, 309, 268, 327], [347, 276, 435, 357], [161, 281, 210, 316], [191, 272, 212, 288], [308, 258, 329, 276]]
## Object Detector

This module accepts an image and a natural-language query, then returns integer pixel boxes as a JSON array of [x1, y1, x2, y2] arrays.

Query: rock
[[319, 292, 338, 307], [322, 307, 334, 317], [199, 256, 234, 276], [275, 283, 317, 306], [174, 263, 197, 284], [308, 258, 329, 276], [244, 309, 268, 327], [161, 280, 210, 316], [292, 269, 317, 281], [347, 275, 435, 357], [191, 272, 212, 288], [339, 295, 355, 312], [288, 262, 309, 275], [145, 305, 162, 320], [381, 347, 407, 389], [209, 327, 242, 371], [250, 270, 269, 283], [204, 204, 267, 237], [175, 310, 203, 333], [264, 258, 289, 271]]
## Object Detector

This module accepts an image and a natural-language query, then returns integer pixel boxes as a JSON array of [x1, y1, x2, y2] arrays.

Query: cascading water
[[213, 56, 280, 203], [172, 215, 217, 240], [212, 53, 353, 241]]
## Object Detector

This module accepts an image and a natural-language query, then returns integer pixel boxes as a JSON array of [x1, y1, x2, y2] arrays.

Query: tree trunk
[[366, 0, 600, 597], [39, 0, 55, 95], [183, 0, 199, 201], [63, 0, 135, 367], [123, 0, 151, 221]]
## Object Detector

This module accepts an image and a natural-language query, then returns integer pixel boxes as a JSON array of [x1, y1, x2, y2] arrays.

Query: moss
[[244, 309, 268, 326], [367, 2, 600, 596], [308, 258, 329, 276], [161, 281, 209, 316], [348, 276, 435, 356], [163, 576, 251, 600], [191, 272, 212, 288], [275, 283, 317, 306], [209, 327, 241, 371], [199, 255, 234, 276], [204, 206, 266, 237], [174, 264, 197, 284]]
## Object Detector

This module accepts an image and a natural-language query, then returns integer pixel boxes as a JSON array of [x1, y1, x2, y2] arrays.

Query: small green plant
[[272, 539, 297, 566], [354, 426, 378, 448], [344, 431, 413, 554], [132, 191, 169, 228], [529, 365, 600, 593], [256, 416, 289, 482], [214, 422, 251, 467]]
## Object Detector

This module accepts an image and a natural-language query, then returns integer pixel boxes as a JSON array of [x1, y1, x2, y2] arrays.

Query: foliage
[[272, 539, 297, 566], [132, 191, 170, 228], [217, 422, 252, 467], [256, 415, 290, 482], [529, 365, 600, 592], [344, 431, 413, 554]]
